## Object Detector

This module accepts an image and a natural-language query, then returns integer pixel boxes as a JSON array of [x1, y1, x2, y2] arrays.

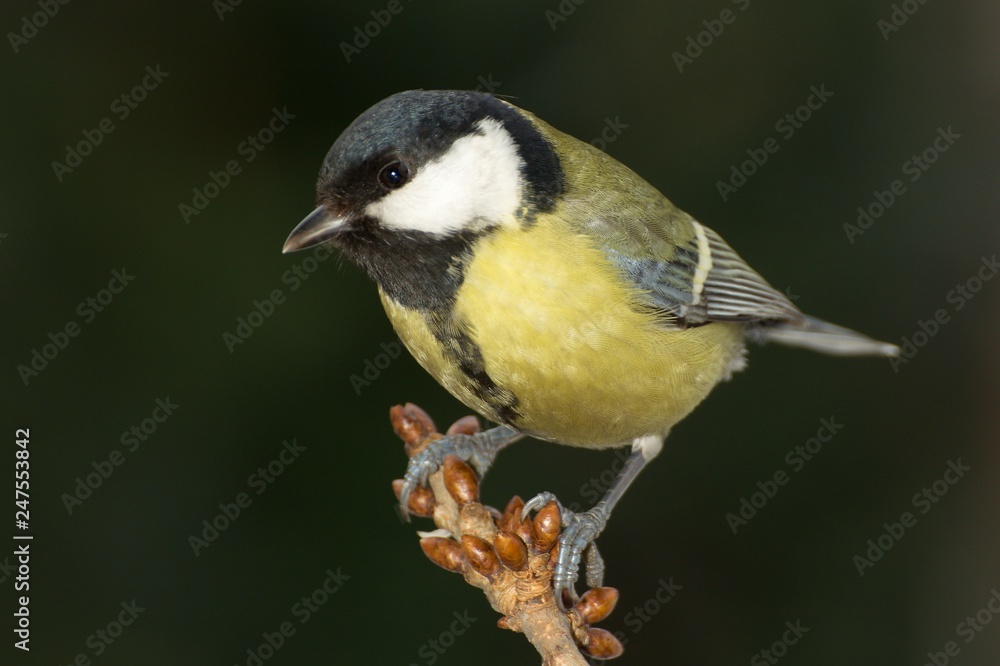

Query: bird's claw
[[523, 492, 609, 610], [521, 491, 567, 521], [398, 433, 497, 521]]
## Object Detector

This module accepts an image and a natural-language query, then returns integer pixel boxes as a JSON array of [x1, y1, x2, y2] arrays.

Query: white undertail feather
[[633, 434, 664, 461]]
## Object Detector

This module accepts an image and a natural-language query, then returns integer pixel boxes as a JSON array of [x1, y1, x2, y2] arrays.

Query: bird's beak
[[282, 206, 347, 254]]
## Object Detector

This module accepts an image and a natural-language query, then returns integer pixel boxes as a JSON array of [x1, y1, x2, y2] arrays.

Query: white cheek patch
[[366, 118, 523, 236]]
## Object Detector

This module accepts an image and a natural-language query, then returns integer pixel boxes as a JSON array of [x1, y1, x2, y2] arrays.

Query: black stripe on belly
[[335, 217, 521, 423], [437, 324, 521, 425]]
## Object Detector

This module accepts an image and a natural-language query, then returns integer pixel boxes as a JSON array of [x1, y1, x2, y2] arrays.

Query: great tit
[[283, 90, 898, 607]]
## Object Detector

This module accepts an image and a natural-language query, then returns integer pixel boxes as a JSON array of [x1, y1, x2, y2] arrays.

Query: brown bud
[[501, 496, 525, 522], [532, 501, 561, 552], [411, 487, 436, 517], [390, 404, 438, 457], [446, 415, 481, 436], [493, 530, 528, 571], [393, 480, 436, 517], [443, 455, 479, 504], [497, 616, 510, 630], [498, 496, 524, 532], [582, 628, 624, 659], [515, 515, 535, 546], [575, 587, 619, 624], [420, 537, 466, 573], [461, 535, 500, 578]]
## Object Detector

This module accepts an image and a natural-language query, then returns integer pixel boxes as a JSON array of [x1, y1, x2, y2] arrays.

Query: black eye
[[378, 161, 410, 189]]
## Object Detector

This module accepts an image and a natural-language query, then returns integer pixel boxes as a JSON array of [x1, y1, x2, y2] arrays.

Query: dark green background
[[3, 0, 998, 664]]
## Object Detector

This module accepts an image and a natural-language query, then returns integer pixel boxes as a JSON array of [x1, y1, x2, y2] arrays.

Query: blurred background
[[2, 0, 998, 663]]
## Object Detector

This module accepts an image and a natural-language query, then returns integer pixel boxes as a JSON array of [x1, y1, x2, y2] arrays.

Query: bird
[[283, 89, 898, 608]]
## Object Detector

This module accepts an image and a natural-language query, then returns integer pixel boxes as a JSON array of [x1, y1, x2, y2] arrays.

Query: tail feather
[[748, 316, 899, 357]]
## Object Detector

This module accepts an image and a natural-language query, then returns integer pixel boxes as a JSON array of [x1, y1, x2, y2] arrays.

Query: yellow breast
[[380, 217, 744, 448]]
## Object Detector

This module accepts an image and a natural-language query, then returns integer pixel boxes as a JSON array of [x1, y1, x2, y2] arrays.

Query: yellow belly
[[380, 218, 744, 448]]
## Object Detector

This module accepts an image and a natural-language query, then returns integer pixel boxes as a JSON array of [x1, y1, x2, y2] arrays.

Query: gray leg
[[399, 425, 523, 520], [522, 435, 663, 609]]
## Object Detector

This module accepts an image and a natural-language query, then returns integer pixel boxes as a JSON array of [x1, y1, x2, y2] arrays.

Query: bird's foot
[[391, 404, 520, 521], [522, 492, 610, 610]]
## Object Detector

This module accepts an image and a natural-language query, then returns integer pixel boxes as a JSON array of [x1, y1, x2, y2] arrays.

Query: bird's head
[[283, 90, 565, 263]]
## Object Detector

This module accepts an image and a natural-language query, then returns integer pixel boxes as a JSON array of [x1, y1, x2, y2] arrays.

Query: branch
[[390, 403, 623, 664]]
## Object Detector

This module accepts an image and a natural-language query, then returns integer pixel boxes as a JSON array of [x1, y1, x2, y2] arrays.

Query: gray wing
[[604, 219, 898, 357], [606, 218, 803, 327]]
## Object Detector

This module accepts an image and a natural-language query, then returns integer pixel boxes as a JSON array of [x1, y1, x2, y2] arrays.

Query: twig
[[390, 403, 623, 665]]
